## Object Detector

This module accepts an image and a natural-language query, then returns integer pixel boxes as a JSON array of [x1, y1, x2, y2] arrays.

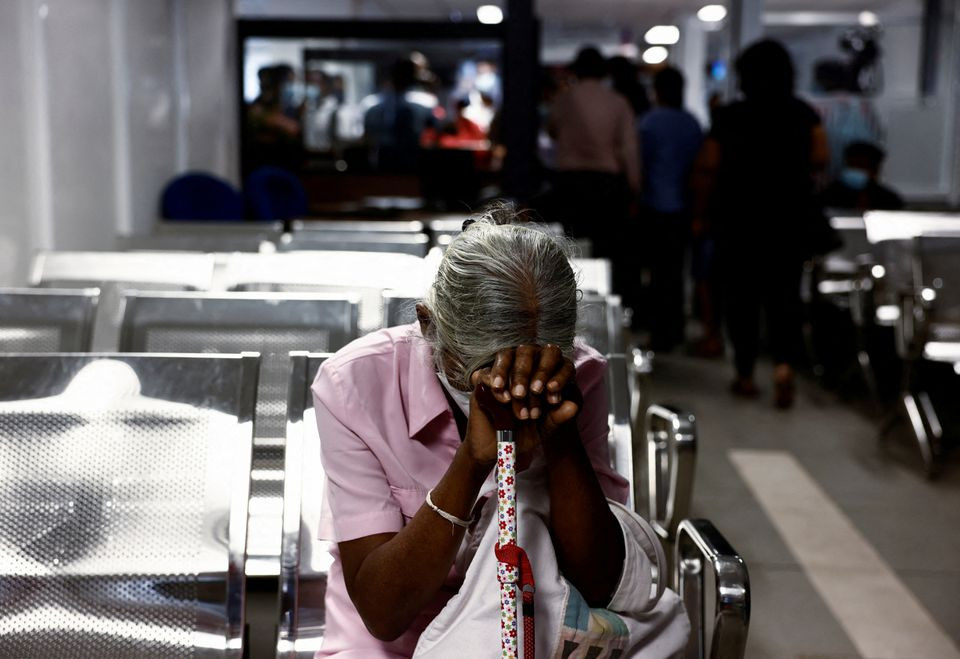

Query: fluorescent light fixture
[[645, 25, 680, 45], [698, 4, 727, 22], [875, 305, 900, 324], [642, 46, 669, 65], [858, 10, 879, 27], [924, 341, 960, 363], [477, 5, 503, 24]]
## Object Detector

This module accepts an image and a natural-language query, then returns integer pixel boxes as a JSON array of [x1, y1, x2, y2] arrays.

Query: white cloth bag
[[413, 466, 690, 658]]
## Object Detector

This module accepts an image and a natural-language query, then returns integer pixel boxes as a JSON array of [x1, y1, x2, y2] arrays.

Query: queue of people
[[538, 40, 902, 410]]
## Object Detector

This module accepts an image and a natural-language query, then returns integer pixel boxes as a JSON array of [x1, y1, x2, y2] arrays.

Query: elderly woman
[[312, 209, 683, 657]]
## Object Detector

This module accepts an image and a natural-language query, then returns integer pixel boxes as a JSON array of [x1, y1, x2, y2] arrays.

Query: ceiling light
[[858, 10, 879, 27], [697, 5, 727, 23], [477, 5, 503, 24], [642, 46, 669, 65], [645, 25, 680, 45]]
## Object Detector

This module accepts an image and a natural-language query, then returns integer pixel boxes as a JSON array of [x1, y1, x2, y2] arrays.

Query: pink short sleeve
[[312, 362, 404, 542], [574, 349, 631, 505]]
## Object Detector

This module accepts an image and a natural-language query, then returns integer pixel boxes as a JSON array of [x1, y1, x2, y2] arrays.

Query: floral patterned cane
[[476, 386, 535, 659], [496, 430, 518, 658]]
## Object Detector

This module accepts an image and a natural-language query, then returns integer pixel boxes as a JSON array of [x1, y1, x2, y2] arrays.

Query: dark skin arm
[[339, 437, 491, 642]]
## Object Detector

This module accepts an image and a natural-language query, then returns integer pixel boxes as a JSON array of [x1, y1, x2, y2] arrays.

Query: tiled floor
[[647, 353, 960, 659]]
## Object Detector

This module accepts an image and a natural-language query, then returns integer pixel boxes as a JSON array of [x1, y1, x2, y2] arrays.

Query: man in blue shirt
[[638, 67, 703, 350]]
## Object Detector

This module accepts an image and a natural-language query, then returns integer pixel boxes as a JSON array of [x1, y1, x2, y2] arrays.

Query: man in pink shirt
[[312, 208, 667, 657]]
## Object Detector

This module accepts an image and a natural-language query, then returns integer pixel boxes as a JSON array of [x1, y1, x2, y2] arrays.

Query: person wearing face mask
[[821, 141, 903, 211]]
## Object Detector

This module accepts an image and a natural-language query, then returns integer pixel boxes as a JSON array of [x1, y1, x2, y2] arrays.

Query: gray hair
[[422, 205, 579, 388]]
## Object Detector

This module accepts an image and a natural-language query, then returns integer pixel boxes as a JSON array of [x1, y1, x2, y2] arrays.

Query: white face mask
[[436, 370, 472, 417]]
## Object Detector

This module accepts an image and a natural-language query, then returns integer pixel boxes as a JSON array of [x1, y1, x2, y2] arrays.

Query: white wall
[[0, 3, 34, 286], [0, 0, 237, 286]]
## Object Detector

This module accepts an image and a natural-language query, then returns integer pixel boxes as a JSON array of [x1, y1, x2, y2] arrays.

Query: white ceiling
[[236, 0, 921, 31]]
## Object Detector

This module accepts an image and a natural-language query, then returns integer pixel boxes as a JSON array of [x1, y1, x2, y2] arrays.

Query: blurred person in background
[[245, 64, 303, 172], [810, 59, 884, 180], [693, 40, 829, 408], [365, 57, 437, 174], [637, 67, 703, 350], [821, 140, 903, 211], [609, 55, 651, 120], [548, 46, 640, 260]]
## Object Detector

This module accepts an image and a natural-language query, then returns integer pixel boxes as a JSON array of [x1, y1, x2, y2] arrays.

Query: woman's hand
[[467, 349, 582, 467], [470, 344, 576, 421]]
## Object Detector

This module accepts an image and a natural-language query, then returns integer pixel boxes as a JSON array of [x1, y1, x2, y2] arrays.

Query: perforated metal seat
[[0, 288, 99, 352], [0, 353, 257, 658], [116, 291, 360, 577]]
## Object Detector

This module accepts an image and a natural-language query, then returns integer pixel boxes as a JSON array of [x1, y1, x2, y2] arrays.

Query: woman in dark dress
[[693, 40, 829, 407]]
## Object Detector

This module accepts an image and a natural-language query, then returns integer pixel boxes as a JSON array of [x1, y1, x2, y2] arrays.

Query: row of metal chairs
[[809, 210, 960, 475], [3, 249, 747, 657], [31, 250, 610, 333], [118, 218, 569, 258], [0, 350, 746, 659]]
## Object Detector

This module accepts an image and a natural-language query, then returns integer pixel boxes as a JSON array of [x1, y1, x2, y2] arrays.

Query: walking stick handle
[[473, 384, 515, 432]]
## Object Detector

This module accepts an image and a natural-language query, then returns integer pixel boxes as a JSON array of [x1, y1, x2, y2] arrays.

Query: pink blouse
[[312, 323, 628, 658]]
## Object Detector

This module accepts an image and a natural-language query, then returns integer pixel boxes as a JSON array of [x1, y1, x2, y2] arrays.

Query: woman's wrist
[[456, 439, 495, 484]]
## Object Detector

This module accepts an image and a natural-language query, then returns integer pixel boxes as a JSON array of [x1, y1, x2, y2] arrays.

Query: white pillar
[[680, 15, 710, 127], [729, 0, 764, 53]]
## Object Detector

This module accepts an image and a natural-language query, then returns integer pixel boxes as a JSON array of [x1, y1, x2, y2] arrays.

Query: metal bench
[[278, 232, 430, 257], [428, 218, 565, 245], [898, 234, 960, 476], [571, 257, 613, 296], [675, 519, 750, 659], [578, 293, 625, 355], [30, 251, 217, 291], [278, 352, 333, 659], [115, 291, 360, 577], [0, 352, 257, 657], [382, 290, 420, 328], [117, 221, 285, 253], [606, 354, 637, 512], [290, 219, 424, 234], [0, 288, 99, 352], [220, 252, 433, 334], [643, 405, 697, 541]]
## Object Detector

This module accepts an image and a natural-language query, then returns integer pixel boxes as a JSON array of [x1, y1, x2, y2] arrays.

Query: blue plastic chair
[[245, 167, 308, 221], [160, 172, 245, 221]]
